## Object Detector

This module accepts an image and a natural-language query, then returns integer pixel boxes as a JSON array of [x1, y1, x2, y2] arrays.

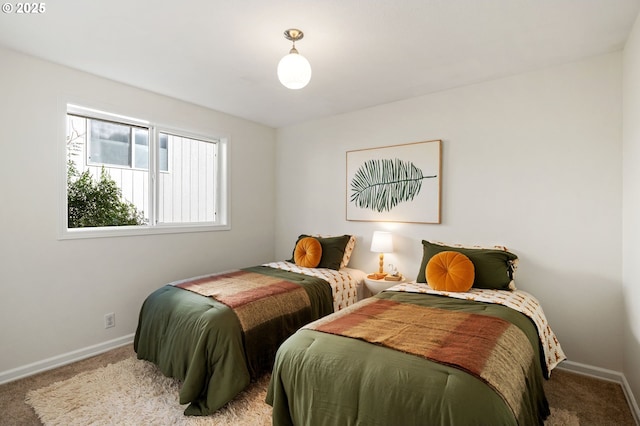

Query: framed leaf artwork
[[346, 140, 441, 223]]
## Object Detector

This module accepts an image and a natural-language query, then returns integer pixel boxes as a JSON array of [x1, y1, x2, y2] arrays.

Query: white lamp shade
[[370, 231, 393, 253], [277, 53, 312, 89]]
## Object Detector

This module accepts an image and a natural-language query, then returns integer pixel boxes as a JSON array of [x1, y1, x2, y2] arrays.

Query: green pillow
[[289, 234, 351, 270], [416, 240, 518, 290]]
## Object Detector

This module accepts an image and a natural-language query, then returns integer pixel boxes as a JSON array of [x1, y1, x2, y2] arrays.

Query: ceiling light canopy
[[277, 28, 311, 90]]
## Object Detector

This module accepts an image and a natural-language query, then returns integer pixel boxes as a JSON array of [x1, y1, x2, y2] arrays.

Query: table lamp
[[370, 231, 393, 279]]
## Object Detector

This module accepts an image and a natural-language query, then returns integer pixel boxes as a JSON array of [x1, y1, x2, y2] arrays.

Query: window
[[85, 118, 168, 172], [63, 105, 229, 238]]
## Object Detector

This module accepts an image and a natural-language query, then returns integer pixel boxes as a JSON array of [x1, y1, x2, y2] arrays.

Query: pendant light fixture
[[277, 28, 312, 90]]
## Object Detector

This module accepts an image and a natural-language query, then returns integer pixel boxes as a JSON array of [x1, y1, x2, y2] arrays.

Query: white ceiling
[[0, 0, 638, 128]]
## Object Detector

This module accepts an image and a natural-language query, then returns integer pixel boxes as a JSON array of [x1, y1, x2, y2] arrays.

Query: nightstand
[[364, 276, 405, 296]]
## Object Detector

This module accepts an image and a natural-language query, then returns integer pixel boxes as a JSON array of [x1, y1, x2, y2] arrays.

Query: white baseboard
[[559, 360, 640, 425], [0, 333, 135, 385]]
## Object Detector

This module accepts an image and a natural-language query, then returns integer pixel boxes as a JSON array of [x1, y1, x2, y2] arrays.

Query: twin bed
[[267, 240, 566, 425], [134, 234, 364, 415], [135, 237, 565, 425]]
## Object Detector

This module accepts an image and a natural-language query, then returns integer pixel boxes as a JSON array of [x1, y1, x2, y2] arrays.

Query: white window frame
[[60, 104, 230, 239]]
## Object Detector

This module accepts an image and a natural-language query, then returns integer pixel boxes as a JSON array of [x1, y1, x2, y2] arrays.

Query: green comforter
[[134, 265, 332, 416], [267, 290, 550, 426]]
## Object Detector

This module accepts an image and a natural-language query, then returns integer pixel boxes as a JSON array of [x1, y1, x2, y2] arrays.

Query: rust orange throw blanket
[[176, 269, 313, 377], [308, 298, 534, 420], [176, 270, 311, 333]]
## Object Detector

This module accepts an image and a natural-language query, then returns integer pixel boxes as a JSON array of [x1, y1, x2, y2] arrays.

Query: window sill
[[58, 223, 231, 240]]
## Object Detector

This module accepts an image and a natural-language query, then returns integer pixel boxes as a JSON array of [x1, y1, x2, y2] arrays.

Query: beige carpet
[[24, 356, 578, 426], [25, 357, 270, 426]]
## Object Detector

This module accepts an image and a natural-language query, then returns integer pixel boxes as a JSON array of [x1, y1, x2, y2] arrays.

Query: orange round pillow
[[426, 251, 475, 292], [294, 237, 323, 268]]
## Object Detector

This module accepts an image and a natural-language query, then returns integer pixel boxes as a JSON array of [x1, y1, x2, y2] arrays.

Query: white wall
[[623, 12, 640, 410], [276, 53, 623, 371], [0, 46, 277, 375]]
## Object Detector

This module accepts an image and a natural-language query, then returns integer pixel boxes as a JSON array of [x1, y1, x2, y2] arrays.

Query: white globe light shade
[[277, 53, 312, 89]]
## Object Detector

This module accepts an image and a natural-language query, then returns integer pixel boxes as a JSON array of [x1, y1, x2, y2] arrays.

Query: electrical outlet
[[104, 312, 115, 329]]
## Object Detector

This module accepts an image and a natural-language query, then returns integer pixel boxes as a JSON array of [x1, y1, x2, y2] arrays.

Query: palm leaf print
[[350, 158, 437, 213]]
